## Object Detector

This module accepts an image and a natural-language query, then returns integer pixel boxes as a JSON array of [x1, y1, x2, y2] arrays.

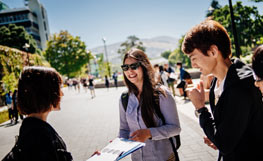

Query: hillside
[[90, 36, 179, 64]]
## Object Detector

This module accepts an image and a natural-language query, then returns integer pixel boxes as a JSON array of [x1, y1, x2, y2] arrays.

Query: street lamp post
[[23, 43, 30, 66], [102, 37, 111, 77], [228, 0, 241, 58]]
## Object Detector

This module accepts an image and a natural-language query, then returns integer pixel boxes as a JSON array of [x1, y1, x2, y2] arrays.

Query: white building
[[0, 0, 50, 50]]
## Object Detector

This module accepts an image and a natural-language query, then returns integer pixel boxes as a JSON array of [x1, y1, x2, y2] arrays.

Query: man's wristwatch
[[195, 107, 208, 118]]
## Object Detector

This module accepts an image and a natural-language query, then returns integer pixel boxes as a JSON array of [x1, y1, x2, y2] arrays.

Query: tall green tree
[[207, 1, 263, 56], [168, 35, 191, 68], [206, 0, 221, 17], [118, 35, 146, 57], [44, 31, 90, 78], [0, 24, 38, 53], [161, 50, 172, 59], [249, 0, 263, 2]]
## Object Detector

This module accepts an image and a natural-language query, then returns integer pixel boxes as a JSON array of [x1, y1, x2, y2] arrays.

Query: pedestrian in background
[[105, 75, 110, 91], [159, 65, 169, 87], [182, 19, 263, 161], [176, 62, 192, 99], [153, 64, 161, 83], [2, 66, 73, 161], [88, 75, 96, 99], [252, 44, 263, 96], [164, 63, 176, 96], [5, 91, 13, 124], [112, 71, 118, 89], [119, 49, 181, 161]]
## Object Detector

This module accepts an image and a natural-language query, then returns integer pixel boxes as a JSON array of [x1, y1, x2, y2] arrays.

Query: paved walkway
[[0, 86, 218, 161]]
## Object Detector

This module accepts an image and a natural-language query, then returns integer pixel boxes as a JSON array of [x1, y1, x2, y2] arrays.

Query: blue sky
[[1, 0, 262, 49]]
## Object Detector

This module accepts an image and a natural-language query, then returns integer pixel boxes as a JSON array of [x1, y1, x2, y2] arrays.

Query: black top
[[89, 79, 94, 86], [17, 117, 73, 161], [200, 59, 263, 161]]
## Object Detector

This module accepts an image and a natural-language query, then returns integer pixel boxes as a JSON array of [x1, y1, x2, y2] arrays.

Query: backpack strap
[[121, 91, 129, 111], [157, 101, 181, 161]]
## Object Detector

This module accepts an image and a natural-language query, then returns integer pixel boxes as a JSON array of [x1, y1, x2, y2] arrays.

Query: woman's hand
[[90, 151, 101, 157], [129, 129, 152, 142], [203, 136, 217, 150]]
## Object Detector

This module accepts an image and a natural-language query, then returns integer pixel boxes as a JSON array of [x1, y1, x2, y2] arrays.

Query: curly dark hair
[[17, 66, 63, 115], [182, 20, 231, 59], [122, 48, 165, 128], [252, 45, 263, 79]]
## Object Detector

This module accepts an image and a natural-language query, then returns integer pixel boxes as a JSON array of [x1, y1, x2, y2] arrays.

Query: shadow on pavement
[[0, 121, 19, 128]]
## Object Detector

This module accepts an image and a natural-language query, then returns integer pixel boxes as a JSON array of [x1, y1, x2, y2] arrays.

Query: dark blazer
[[199, 59, 263, 161], [17, 117, 73, 161]]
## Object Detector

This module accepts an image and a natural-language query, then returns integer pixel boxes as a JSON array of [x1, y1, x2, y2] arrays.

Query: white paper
[[87, 138, 145, 161]]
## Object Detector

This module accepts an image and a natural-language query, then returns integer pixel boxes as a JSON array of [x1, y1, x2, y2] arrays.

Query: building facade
[[0, 0, 50, 50]]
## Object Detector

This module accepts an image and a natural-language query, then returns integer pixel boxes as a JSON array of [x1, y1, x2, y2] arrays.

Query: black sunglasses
[[121, 62, 141, 71]]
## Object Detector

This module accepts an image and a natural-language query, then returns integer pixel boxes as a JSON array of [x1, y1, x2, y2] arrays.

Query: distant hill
[[90, 36, 179, 64]]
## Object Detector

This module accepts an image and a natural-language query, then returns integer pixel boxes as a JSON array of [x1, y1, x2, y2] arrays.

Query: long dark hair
[[123, 48, 165, 128]]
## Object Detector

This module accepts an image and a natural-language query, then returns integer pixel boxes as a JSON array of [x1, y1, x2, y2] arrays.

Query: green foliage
[[2, 73, 16, 93], [249, 0, 263, 2], [0, 110, 8, 124], [44, 31, 90, 78], [257, 38, 263, 45], [95, 53, 111, 77], [206, 0, 221, 17], [0, 45, 48, 100], [0, 24, 38, 53], [161, 50, 172, 59], [118, 35, 146, 57], [168, 36, 191, 68], [207, 1, 263, 57]]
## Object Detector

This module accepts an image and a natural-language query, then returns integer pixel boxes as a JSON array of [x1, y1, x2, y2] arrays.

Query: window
[[43, 21, 47, 31], [41, 6, 45, 19]]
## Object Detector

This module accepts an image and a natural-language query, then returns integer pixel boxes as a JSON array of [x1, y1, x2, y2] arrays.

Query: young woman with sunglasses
[[119, 49, 181, 161]]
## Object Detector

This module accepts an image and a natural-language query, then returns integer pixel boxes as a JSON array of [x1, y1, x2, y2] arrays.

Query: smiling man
[[181, 19, 263, 161]]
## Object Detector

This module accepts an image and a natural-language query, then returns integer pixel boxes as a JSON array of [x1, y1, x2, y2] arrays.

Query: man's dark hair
[[182, 20, 231, 59], [17, 66, 63, 115], [252, 45, 263, 79]]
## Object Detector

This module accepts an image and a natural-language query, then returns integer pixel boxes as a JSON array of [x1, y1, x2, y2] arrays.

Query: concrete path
[[0, 86, 218, 161]]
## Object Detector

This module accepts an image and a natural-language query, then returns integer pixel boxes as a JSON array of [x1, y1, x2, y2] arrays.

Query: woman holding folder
[[119, 49, 181, 161]]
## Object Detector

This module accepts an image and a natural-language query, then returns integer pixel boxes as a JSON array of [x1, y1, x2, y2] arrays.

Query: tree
[[207, 1, 263, 56], [118, 35, 146, 57], [161, 50, 172, 59], [249, 0, 263, 2], [0, 24, 38, 53], [206, 0, 221, 17], [44, 31, 90, 78], [168, 35, 191, 68], [0, 45, 48, 105], [95, 53, 112, 78]]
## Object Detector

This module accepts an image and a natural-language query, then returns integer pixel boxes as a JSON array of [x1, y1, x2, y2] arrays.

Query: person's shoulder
[[159, 85, 173, 98]]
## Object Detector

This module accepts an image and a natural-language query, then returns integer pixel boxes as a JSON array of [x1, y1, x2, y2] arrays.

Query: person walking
[[164, 63, 176, 96], [182, 19, 263, 161], [88, 75, 96, 99], [5, 91, 13, 124], [112, 71, 118, 89], [159, 65, 169, 87], [105, 75, 110, 91], [119, 49, 181, 161], [176, 62, 192, 99], [2, 66, 73, 161]]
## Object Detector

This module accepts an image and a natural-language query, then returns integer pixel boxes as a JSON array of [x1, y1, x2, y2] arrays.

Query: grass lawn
[[0, 110, 9, 124]]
